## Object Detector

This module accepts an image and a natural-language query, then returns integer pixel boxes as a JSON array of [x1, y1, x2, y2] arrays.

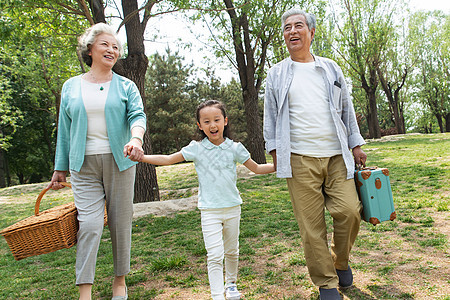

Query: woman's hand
[[48, 171, 68, 190], [123, 138, 144, 162]]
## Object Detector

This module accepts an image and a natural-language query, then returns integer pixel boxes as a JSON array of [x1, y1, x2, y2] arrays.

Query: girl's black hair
[[196, 100, 231, 140]]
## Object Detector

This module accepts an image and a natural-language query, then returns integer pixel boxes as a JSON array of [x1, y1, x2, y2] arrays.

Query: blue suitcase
[[354, 167, 396, 225]]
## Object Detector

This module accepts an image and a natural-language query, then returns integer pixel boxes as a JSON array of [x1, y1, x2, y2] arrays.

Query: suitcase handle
[[356, 165, 378, 171], [35, 182, 72, 216]]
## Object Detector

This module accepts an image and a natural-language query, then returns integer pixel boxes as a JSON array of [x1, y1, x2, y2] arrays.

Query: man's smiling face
[[283, 14, 315, 57]]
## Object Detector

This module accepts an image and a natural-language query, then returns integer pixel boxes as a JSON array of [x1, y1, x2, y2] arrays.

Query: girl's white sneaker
[[225, 285, 241, 300]]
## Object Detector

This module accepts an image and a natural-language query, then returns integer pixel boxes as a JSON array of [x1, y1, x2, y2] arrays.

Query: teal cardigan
[[54, 73, 147, 172]]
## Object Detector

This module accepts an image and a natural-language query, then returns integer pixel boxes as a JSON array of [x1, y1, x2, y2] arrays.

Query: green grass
[[0, 133, 449, 299]]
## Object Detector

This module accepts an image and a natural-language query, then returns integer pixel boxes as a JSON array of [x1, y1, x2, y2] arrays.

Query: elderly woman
[[49, 23, 146, 300]]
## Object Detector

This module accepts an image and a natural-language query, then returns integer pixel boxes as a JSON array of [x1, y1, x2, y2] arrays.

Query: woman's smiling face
[[89, 33, 120, 69], [197, 105, 228, 146]]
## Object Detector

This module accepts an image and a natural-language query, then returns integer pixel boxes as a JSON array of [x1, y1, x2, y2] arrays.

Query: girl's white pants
[[201, 205, 241, 300]]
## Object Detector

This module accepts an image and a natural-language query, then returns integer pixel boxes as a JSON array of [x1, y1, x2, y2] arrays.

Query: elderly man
[[263, 8, 367, 300]]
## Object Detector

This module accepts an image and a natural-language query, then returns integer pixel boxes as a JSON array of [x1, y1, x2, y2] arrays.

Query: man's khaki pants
[[287, 154, 362, 289]]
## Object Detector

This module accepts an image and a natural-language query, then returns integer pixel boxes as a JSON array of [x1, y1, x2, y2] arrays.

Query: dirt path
[[0, 165, 256, 219]]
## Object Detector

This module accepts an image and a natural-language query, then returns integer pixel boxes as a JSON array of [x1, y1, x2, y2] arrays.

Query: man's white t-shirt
[[288, 61, 342, 157]]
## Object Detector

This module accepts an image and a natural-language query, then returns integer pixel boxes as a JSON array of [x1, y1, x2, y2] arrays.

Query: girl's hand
[[243, 159, 276, 174], [123, 144, 133, 157]]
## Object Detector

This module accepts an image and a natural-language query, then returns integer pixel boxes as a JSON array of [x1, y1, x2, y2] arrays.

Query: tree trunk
[[361, 69, 381, 139], [389, 95, 405, 134], [18, 173, 24, 185], [445, 113, 450, 132], [367, 92, 381, 138], [119, 0, 159, 202], [242, 89, 266, 163], [88, 0, 160, 202], [223, 0, 266, 163], [433, 112, 444, 133], [376, 66, 406, 134], [114, 55, 160, 203], [0, 149, 6, 188], [393, 88, 406, 134]]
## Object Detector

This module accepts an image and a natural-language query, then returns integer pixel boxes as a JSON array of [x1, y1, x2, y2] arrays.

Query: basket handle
[[35, 182, 72, 216]]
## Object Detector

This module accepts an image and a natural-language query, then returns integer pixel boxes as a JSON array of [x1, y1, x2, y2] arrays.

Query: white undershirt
[[81, 78, 112, 155], [288, 61, 342, 157]]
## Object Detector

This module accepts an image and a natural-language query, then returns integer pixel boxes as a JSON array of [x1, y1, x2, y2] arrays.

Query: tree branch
[[223, 0, 247, 88], [76, 0, 95, 25]]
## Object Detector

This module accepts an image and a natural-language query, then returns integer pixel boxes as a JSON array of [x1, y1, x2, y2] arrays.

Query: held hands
[[352, 146, 367, 168], [269, 150, 277, 171], [123, 140, 143, 162]]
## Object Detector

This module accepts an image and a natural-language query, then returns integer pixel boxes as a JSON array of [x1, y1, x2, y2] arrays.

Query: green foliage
[[0, 0, 449, 189], [406, 103, 441, 133], [329, 0, 449, 135], [145, 48, 198, 154], [191, 74, 248, 142], [190, 0, 327, 71], [187, 0, 329, 163], [0, 50, 58, 184], [145, 50, 250, 153], [0, 1, 87, 184], [332, 0, 399, 137], [409, 11, 450, 133], [0, 73, 22, 150]]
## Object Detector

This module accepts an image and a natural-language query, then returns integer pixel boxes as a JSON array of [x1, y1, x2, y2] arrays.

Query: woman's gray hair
[[281, 9, 316, 31], [77, 23, 123, 67]]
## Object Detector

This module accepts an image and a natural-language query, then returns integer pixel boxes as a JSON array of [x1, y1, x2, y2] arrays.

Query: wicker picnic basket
[[1, 182, 78, 260]]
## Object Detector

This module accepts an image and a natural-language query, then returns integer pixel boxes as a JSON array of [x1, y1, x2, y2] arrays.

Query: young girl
[[126, 100, 274, 300]]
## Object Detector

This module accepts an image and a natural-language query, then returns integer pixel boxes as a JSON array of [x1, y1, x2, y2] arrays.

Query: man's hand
[[352, 146, 367, 167], [269, 150, 277, 171]]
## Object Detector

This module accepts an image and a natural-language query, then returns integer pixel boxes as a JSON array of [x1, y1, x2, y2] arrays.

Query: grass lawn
[[0, 133, 448, 299]]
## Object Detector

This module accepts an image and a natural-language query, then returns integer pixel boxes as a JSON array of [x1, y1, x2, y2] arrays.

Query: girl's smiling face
[[197, 105, 228, 146]]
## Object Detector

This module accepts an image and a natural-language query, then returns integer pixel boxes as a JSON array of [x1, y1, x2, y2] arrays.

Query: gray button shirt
[[263, 55, 365, 179]]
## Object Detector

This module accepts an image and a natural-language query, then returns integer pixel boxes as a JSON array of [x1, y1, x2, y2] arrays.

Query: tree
[[83, 0, 161, 202], [0, 71, 21, 187], [0, 1, 86, 186], [406, 102, 439, 133], [0, 50, 63, 185], [219, 78, 249, 142], [145, 52, 250, 154], [410, 11, 449, 133], [190, 71, 248, 142], [375, 9, 416, 135], [145, 48, 197, 154], [333, 0, 399, 138], [1, 0, 168, 201], [192, 0, 320, 163]]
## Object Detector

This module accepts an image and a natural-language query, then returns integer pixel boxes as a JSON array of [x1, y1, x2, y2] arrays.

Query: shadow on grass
[[341, 286, 377, 299], [342, 284, 415, 299]]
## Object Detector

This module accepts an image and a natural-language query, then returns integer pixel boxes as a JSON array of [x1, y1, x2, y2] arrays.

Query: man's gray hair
[[281, 9, 316, 30], [77, 23, 124, 67]]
